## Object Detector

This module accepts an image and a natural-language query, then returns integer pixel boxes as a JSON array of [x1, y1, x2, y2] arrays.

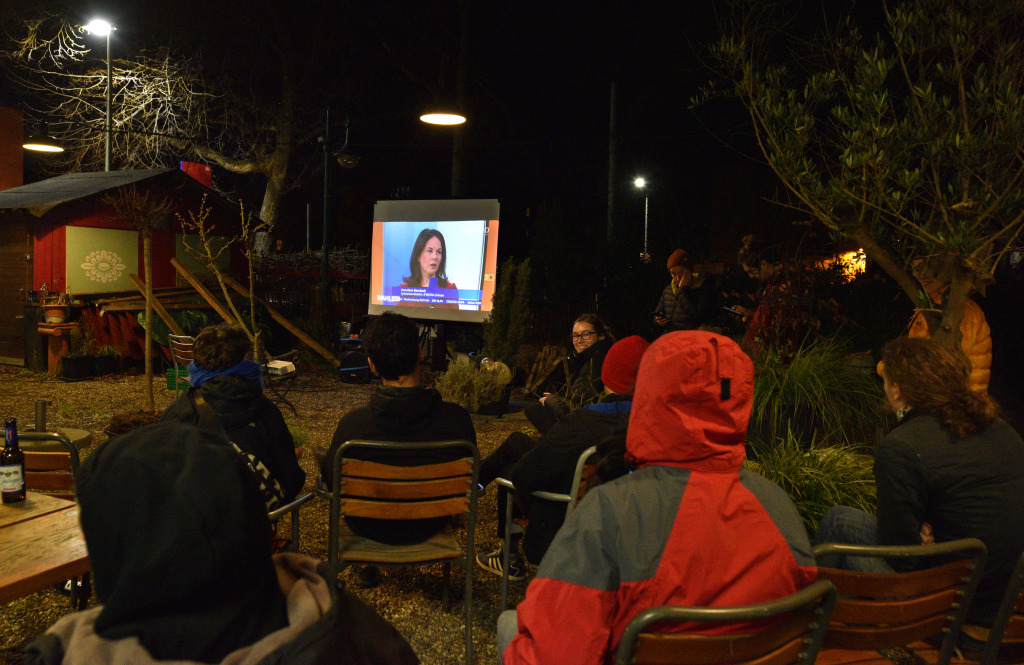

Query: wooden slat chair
[[812, 538, 988, 665], [168, 334, 194, 396], [19, 432, 90, 609], [612, 579, 837, 665], [913, 548, 1024, 665], [494, 444, 599, 612], [319, 440, 478, 665]]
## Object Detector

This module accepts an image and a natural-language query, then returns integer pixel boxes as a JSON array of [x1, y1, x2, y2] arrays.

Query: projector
[[266, 360, 296, 376]]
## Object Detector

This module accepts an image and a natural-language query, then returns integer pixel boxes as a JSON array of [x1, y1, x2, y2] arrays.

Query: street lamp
[[83, 19, 114, 171], [634, 177, 651, 263], [23, 124, 64, 153]]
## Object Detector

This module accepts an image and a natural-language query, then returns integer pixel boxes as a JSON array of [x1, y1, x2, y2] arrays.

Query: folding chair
[[494, 444, 598, 612], [812, 538, 988, 665], [268, 491, 314, 552], [168, 334, 194, 396], [20, 432, 90, 609], [320, 439, 478, 665], [263, 349, 300, 416], [613, 579, 837, 665]]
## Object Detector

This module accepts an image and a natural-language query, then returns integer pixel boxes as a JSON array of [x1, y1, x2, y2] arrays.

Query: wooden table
[[0, 493, 90, 605]]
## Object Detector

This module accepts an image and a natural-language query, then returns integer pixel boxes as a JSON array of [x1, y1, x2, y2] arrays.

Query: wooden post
[[128, 275, 184, 336], [219, 274, 339, 367], [168, 258, 236, 325]]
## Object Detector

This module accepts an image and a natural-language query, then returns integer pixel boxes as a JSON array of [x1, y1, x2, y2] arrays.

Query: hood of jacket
[[368, 385, 445, 431], [626, 331, 753, 472], [195, 374, 264, 429]]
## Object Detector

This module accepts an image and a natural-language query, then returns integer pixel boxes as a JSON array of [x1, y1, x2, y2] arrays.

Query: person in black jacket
[[476, 336, 650, 580], [160, 324, 305, 502], [25, 422, 418, 665], [654, 249, 716, 334], [814, 337, 1024, 649], [318, 313, 478, 587], [525, 313, 615, 434]]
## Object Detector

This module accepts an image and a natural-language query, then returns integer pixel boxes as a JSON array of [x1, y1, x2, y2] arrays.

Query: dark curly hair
[[363, 313, 420, 380], [736, 234, 782, 269], [881, 337, 999, 437], [193, 324, 251, 371]]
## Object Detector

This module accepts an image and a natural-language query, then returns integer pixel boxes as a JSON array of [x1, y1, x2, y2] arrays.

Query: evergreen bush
[[435, 361, 509, 414], [483, 258, 531, 368]]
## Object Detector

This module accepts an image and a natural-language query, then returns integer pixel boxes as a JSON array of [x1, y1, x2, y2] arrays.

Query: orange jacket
[[908, 297, 991, 391]]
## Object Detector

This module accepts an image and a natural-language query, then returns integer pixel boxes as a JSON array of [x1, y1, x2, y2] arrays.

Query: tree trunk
[[143, 232, 155, 413]]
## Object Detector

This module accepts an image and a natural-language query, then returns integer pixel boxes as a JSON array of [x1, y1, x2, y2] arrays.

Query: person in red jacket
[[498, 331, 818, 665]]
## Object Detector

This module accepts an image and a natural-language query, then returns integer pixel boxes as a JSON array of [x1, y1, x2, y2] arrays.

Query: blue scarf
[[188, 359, 264, 389]]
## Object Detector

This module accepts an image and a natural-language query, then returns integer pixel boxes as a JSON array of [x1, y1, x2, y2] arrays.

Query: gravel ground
[[0, 363, 531, 665]]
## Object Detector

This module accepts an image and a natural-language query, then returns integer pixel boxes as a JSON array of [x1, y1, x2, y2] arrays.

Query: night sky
[[3, 1, 853, 262]]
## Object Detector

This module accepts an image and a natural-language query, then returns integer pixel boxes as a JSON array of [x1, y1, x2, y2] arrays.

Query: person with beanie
[[498, 331, 817, 665], [476, 336, 650, 581], [25, 422, 419, 665], [654, 249, 717, 335], [160, 323, 305, 502]]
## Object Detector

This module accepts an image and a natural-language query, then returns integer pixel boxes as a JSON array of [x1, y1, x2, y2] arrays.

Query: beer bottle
[[1, 417, 26, 503]]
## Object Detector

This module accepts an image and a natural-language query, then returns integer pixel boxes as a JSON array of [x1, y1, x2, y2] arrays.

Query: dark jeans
[[524, 401, 561, 434], [813, 506, 894, 573], [479, 431, 535, 539]]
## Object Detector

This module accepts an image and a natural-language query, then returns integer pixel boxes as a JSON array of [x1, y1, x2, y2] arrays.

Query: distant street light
[[419, 108, 467, 126], [634, 177, 651, 263], [84, 19, 115, 171]]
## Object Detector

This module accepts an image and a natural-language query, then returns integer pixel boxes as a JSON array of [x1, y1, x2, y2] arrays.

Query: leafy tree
[[698, 0, 1024, 348]]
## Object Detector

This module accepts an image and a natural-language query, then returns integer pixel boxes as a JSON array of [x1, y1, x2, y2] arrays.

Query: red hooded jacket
[[503, 331, 818, 665]]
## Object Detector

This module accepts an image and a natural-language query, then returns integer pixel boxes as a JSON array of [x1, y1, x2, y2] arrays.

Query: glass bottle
[[1, 417, 26, 503]]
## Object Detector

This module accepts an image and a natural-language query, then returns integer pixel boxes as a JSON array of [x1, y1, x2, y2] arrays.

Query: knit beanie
[[601, 335, 650, 395], [667, 249, 690, 270]]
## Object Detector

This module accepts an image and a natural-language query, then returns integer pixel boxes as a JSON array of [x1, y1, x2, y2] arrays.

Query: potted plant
[[58, 325, 94, 381], [93, 345, 119, 376], [435, 357, 512, 416], [42, 294, 69, 324]]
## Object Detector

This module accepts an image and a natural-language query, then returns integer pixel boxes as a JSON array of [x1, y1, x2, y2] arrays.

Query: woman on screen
[[399, 228, 458, 308]]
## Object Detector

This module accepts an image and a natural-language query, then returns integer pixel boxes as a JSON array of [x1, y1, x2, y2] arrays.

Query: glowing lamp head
[[84, 19, 113, 36], [420, 112, 466, 126], [634, 177, 647, 189]]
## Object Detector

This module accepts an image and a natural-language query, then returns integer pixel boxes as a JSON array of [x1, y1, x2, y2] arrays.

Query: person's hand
[[919, 522, 934, 545], [539, 393, 551, 405], [655, 315, 668, 327], [732, 304, 753, 321]]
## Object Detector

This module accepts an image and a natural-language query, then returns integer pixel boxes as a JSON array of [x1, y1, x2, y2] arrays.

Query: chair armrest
[[268, 491, 314, 522]]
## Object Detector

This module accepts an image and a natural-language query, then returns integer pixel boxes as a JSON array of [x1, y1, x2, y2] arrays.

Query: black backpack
[[338, 348, 372, 384]]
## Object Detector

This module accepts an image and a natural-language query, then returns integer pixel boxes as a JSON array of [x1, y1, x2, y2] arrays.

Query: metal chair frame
[[975, 549, 1024, 665], [813, 538, 988, 665], [268, 491, 315, 552], [19, 432, 89, 609], [495, 444, 598, 612], [168, 334, 194, 396], [613, 579, 837, 665], [319, 439, 478, 665]]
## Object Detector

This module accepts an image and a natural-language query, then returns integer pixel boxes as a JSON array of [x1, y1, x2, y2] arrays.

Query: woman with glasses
[[526, 313, 615, 433]]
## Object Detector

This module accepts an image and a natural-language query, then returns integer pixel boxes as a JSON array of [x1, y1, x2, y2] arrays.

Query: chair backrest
[[169, 334, 195, 366], [613, 579, 837, 665], [813, 538, 988, 665], [19, 432, 79, 494], [979, 549, 1024, 665], [326, 439, 479, 572], [530, 444, 599, 520]]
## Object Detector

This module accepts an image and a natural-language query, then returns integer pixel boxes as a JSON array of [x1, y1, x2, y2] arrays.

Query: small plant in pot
[[435, 356, 512, 415], [93, 345, 119, 376], [58, 325, 95, 381]]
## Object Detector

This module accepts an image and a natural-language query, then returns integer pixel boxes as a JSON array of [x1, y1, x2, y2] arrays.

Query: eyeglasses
[[571, 331, 596, 342]]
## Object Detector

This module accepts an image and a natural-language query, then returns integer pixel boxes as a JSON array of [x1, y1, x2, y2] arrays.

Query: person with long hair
[[398, 228, 457, 309], [525, 313, 615, 433], [733, 234, 808, 348], [815, 337, 1024, 648]]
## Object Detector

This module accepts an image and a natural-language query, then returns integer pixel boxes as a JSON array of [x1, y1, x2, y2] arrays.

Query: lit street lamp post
[[634, 177, 651, 263], [84, 19, 114, 171]]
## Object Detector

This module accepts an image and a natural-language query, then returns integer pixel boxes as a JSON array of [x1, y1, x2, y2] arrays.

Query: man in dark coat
[[160, 324, 305, 502], [26, 422, 418, 665], [319, 313, 477, 587], [476, 336, 650, 579], [654, 249, 716, 334]]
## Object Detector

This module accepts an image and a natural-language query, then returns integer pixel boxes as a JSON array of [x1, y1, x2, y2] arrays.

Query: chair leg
[[465, 556, 474, 665], [500, 486, 514, 613], [69, 573, 91, 610], [290, 511, 300, 552], [442, 561, 452, 612]]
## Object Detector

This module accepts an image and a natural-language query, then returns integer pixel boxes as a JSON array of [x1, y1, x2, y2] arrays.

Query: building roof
[[0, 168, 202, 217]]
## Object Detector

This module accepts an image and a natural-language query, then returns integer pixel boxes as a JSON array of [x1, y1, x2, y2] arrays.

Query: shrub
[[749, 336, 886, 447], [746, 428, 876, 536], [483, 258, 531, 367], [435, 361, 508, 413]]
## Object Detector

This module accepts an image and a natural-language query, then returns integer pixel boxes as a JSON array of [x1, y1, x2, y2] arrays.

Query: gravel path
[[0, 363, 530, 664]]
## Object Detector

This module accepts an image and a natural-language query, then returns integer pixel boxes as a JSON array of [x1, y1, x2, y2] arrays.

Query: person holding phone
[[654, 249, 716, 335], [398, 228, 458, 309]]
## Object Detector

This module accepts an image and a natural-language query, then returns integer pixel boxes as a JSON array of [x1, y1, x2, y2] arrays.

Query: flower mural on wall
[[80, 249, 127, 283]]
